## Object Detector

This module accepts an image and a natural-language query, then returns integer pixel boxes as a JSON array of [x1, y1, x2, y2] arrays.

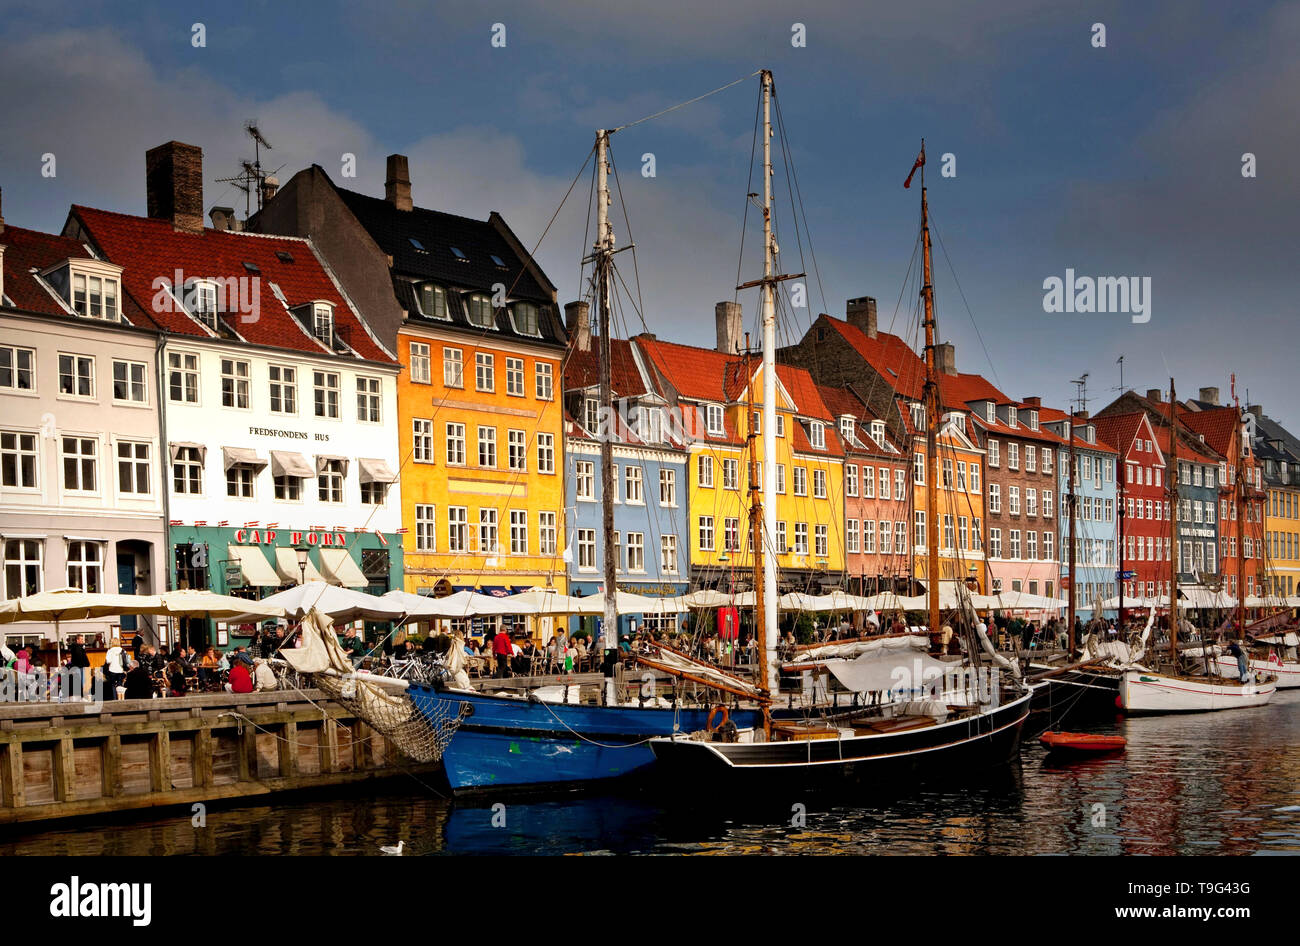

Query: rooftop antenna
[[215, 121, 274, 219]]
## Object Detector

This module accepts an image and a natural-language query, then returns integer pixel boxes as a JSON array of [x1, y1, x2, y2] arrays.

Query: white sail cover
[[822, 636, 949, 694]]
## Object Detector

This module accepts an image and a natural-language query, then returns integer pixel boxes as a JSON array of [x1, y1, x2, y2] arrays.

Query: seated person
[[165, 660, 187, 697], [123, 661, 156, 700], [253, 657, 278, 691], [226, 657, 255, 694]]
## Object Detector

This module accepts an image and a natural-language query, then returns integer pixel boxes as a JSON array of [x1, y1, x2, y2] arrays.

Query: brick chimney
[[146, 141, 204, 233], [935, 342, 956, 376], [565, 300, 590, 352], [1146, 388, 1162, 403], [385, 154, 412, 211], [846, 295, 877, 338], [1247, 404, 1263, 418], [1022, 395, 1041, 407], [715, 301, 742, 354], [209, 206, 235, 231], [1199, 386, 1220, 405]]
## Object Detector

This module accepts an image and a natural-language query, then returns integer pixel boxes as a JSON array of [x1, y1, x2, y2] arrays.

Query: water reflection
[[2, 693, 1296, 856]]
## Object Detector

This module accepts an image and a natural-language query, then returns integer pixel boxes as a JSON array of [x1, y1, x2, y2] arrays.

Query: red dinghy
[[1039, 732, 1127, 753]]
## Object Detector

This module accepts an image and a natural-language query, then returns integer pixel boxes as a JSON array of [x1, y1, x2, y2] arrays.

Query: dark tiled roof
[[1, 225, 146, 322], [71, 206, 393, 363], [332, 183, 565, 348]]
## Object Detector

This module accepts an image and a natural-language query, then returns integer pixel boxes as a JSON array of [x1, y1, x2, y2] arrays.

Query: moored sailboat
[[1119, 380, 1277, 713], [650, 101, 1031, 786]]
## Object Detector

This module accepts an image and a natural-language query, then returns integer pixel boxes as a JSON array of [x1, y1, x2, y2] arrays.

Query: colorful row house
[[562, 319, 690, 635], [636, 303, 846, 593], [65, 144, 404, 649], [255, 154, 568, 599]]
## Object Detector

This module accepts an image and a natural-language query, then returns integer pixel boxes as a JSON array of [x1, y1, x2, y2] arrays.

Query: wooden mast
[[758, 70, 780, 697], [919, 142, 942, 640], [594, 129, 618, 704], [1168, 378, 1180, 665], [1234, 376, 1246, 640], [745, 338, 771, 731], [1067, 403, 1078, 652]]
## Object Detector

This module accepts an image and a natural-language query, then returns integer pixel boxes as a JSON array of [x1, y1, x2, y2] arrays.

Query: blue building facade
[[1044, 414, 1119, 620], [561, 334, 690, 640], [563, 431, 690, 638]]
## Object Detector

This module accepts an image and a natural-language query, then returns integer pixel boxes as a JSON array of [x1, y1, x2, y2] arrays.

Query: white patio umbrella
[[229, 581, 403, 623], [160, 590, 286, 621], [0, 587, 166, 663]]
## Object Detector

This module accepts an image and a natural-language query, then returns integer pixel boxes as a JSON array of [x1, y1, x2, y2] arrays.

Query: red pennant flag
[[904, 148, 925, 189]]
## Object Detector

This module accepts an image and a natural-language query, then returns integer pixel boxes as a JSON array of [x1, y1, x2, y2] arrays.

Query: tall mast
[[595, 129, 618, 703], [745, 338, 771, 723], [1117, 363, 1126, 626], [1168, 378, 1179, 662], [919, 142, 941, 638], [759, 70, 780, 696], [1234, 376, 1245, 640], [1067, 403, 1078, 652]]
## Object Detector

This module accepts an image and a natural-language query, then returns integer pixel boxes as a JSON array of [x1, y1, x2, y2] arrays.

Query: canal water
[[4, 691, 1297, 856]]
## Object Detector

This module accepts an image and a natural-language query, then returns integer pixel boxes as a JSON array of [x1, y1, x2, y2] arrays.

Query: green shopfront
[[167, 524, 402, 649]]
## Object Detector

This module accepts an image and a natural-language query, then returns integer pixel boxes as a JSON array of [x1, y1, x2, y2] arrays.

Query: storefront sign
[[233, 529, 348, 547]]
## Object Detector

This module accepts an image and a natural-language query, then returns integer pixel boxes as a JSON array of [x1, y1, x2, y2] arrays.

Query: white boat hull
[[1120, 669, 1276, 714], [1212, 655, 1300, 690]]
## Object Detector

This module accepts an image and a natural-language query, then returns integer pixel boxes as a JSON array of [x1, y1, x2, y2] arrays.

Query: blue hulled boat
[[408, 684, 759, 793]]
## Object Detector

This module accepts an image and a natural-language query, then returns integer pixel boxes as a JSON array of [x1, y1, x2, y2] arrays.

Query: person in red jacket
[[492, 624, 513, 679], [227, 657, 255, 693]]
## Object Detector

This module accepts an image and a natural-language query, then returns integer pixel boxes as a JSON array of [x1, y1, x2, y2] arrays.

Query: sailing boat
[[650, 98, 1032, 787], [405, 129, 759, 794], [1118, 380, 1277, 713]]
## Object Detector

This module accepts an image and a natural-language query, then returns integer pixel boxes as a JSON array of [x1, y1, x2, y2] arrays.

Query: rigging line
[[928, 211, 1002, 393], [733, 82, 763, 305], [772, 89, 830, 320], [607, 144, 648, 328], [610, 70, 762, 134]]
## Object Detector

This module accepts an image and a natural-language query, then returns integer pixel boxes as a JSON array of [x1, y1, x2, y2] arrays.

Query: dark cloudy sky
[[1, 1, 1295, 429]]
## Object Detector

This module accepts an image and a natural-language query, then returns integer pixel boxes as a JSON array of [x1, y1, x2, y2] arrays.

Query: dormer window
[[1027, 410, 1039, 431], [910, 403, 924, 429], [985, 401, 996, 423], [1086, 425, 1096, 444], [419, 283, 447, 320], [810, 421, 826, 450], [185, 281, 219, 330], [512, 301, 540, 336], [466, 294, 494, 328], [313, 303, 335, 346], [706, 404, 724, 437], [839, 416, 854, 444], [584, 397, 600, 435], [871, 420, 885, 445], [72, 272, 119, 320], [1007, 406, 1018, 428]]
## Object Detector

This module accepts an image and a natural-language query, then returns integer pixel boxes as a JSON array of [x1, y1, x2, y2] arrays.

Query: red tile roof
[[70, 206, 393, 364], [636, 336, 831, 421], [817, 384, 903, 456], [562, 339, 646, 397], [1, 225, 146, 322], [1093, 413, 1150, 461], [1177, 406, 1240, 458], [1036, 406, 1118, 454], [823, 315, 929, 402]]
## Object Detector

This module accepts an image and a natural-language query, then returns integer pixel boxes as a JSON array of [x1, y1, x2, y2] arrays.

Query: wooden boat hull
[[1119, 669, 1276, 714], [1039, 731, 1126, 752], [408, 685, 760, 794], [647, 691, 1031, 789], [1212, 655, 1300, 690], [1026, 665, 1121, 728]]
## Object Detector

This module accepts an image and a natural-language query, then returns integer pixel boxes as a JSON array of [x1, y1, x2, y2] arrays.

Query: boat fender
[[460, 700, 475, 717], [706, 704, 729, 732]]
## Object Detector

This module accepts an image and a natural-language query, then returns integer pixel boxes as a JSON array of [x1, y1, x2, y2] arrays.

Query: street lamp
[[295, 545, 309, 585]]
